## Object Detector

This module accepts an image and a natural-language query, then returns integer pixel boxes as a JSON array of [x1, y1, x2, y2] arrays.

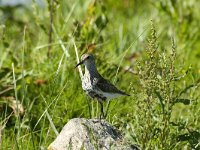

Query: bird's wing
[[94, 77, 129, 96]]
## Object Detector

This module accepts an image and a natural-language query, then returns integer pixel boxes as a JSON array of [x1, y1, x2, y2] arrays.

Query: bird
[[75, 53, 130, 120]]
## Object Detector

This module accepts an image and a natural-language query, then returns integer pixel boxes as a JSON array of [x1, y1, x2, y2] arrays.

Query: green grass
[[0, 0, 200, 149]]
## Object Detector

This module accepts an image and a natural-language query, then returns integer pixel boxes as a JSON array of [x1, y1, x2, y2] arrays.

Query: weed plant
[[123, 23, 200, 150]]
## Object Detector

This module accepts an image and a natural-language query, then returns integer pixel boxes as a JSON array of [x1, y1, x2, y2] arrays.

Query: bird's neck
[[85, 65, 99, 77]]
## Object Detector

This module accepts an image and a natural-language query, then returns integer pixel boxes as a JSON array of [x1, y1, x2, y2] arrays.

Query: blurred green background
[[0, 0, 200, 149]]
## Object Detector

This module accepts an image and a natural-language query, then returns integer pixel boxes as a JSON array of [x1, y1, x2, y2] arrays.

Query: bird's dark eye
[[87, 56, 90, 59]]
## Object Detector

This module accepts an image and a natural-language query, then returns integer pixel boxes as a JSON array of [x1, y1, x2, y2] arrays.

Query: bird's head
[[75, 53, 95, 68]]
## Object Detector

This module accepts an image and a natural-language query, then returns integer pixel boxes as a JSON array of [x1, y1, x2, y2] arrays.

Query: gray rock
[[48, 118, 138, 150]]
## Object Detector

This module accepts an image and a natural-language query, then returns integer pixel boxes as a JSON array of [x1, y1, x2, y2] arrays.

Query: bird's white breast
[[82, 75, 92, 91]]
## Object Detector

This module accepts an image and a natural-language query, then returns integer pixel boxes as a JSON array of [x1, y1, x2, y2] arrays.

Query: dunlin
[[75, 54, 129, 119]]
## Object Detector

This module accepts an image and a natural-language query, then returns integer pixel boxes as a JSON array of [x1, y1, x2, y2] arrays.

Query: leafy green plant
[[130, 22, 200, 149]]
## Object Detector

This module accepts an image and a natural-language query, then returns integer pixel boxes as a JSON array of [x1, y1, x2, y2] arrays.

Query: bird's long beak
[[75, 61, 83, 68]]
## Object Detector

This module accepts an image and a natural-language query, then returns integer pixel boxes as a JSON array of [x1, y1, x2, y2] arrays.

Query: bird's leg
[[105, 101, 111, 118], [99, 101, 105, 122], [86, 96, 92, 118]]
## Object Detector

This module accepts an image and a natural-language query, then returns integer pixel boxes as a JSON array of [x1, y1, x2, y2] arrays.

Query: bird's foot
[[99, 113, 105, 125]]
